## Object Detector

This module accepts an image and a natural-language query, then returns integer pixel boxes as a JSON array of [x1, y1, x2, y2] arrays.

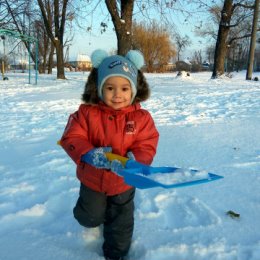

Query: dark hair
[[82, 69, 150, 104], [82, 68, 99, 104]]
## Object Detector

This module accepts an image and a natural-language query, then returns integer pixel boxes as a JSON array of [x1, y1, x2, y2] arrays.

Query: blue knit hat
[[91, 49, 144, 103]]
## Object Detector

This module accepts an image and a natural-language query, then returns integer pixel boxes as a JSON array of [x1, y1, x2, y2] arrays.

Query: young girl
[[60, 49, 159, 260]]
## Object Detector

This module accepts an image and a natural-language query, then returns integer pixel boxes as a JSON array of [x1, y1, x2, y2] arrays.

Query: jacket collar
[[98, 101, 141, 115]]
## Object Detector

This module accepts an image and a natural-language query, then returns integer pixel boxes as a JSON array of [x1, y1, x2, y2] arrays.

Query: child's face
[[102, 76, 132, 110]]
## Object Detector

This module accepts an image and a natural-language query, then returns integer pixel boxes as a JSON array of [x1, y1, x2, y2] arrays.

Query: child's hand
[[81, 147, 112, 169], [110, 159, 124, 176], [126, 151, 135, 160], [125, 152, 147, 170], [125, 151, 139, 168]]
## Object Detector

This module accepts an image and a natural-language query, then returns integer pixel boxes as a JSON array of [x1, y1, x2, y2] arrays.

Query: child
[[60, 49, 159, 260]]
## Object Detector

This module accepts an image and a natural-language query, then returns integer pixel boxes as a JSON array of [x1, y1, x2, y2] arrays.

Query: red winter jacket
[[60, 102, 159, 195]]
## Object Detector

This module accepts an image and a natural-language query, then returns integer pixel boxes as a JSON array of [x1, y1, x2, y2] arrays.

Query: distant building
[[9, 58, 34, 71], [68, 54, 92, 71], [163, 62, 176, 72], [143, 62, 176, 72]]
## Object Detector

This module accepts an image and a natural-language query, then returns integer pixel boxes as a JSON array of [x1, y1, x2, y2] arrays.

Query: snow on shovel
[[105, 153, 224, 189]]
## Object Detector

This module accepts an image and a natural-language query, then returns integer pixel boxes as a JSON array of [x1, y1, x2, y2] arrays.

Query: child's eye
[[105, 86, 113, 91], [122, 87, 130, 92]]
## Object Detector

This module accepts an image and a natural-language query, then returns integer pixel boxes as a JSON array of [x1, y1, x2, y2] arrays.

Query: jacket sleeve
[[130, 110, 159, 165], [60, 105, 94, 165]]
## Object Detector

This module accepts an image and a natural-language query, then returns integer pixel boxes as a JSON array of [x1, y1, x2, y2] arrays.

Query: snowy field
[[0, 71, 259, 260]]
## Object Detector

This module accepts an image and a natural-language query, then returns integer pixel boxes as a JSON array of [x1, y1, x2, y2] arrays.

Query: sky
[[68, 29, 117, 60]]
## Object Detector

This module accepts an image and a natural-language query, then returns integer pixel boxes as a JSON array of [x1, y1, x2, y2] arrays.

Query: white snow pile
[[0, 71, 260, 260], [147, 169, 210, 185], [176, 70, 191, 78]]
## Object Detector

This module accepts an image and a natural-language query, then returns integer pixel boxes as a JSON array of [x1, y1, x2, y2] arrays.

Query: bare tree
[[34, 18, 54, 74], [246, 0, 259, 80], [3, 0, 92, 77], [37, 0, 68, 79], [2, 0, 39, 65], [175, 34, 191, 61], [206, 45, 215, 65], [0, 0, 13, 28], [1, 0, 57, 75], [103, 1, 198, 55], [211, 0, 235, 78], [104, 0, 134, 55], [211, 0, 255, 78], [192, 50, 203, 65]]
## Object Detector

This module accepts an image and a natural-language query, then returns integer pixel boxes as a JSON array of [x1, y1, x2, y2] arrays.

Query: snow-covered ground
[[0, 71, 259, 260]]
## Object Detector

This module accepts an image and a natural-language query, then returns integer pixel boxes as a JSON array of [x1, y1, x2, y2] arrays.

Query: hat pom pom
[[91, 49, 108, 68], [126, 50, 144, 70]]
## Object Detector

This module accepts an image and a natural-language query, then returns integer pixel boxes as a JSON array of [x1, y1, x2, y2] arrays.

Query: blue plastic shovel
[[105, 153, 224, 189]]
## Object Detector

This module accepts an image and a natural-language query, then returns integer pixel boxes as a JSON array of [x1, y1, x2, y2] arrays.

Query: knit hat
[[91, 49, 145, 103]]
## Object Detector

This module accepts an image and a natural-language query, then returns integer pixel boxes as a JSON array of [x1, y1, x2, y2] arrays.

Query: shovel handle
[[105, 152, 129, 167]]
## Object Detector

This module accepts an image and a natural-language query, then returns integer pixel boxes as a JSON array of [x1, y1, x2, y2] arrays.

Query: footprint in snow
[[136, 191, 220, 231]]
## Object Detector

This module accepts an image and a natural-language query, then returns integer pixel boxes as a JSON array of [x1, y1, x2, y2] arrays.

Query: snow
[[147, 169, 210, 185], [0, 71, 260, 260]]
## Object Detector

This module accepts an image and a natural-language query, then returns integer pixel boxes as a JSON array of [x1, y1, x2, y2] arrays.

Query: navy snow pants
[[73, 183, 135, 259]]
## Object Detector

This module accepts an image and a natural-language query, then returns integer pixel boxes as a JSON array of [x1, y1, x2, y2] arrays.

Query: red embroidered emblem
[[125, 121, 136, 134]]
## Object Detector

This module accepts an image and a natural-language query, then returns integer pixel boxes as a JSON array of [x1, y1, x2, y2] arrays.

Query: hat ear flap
[[91, 49, 108, 68], [126, 50, 145, 70]]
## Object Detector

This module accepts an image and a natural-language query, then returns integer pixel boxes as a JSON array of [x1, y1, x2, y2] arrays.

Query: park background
[[0, 0, 259, 80]]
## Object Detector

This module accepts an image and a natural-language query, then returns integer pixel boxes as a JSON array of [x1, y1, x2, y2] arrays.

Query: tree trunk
[[212, 0, 234, 78], [55, 40, 66, 79], [48, 42, 55, 74], [105, 0, 134, 55], [116, 26, 133, 55], [40, 33, 49, 74], [37, 0, 67, 79], [246, 0, 259, 80]]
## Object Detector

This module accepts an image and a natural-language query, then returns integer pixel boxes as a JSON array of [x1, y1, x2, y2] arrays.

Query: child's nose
[[114, 88, 121, 96]]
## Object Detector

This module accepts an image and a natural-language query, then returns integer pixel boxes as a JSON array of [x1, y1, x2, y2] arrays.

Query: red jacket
[[60, 102, 159, 195]]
